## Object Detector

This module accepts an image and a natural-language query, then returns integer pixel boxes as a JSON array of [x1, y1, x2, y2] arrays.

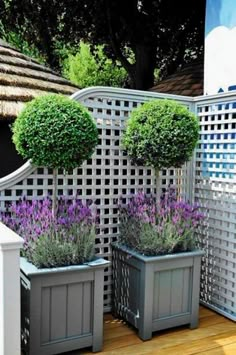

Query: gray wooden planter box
[[112, 244, 204, 340], [20, 257, 110, 355]]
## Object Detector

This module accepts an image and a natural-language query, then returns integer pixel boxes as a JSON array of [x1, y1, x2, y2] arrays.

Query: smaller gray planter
[[112, 244, 204, 340], [21, 257, 109, 355]]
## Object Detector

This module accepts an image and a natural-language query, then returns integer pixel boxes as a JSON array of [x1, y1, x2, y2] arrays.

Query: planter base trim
[[152, 314, 191, 332], [40, 335, 93, 355]]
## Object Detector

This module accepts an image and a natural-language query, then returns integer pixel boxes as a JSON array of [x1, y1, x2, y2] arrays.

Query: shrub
[[1, 197, 96, 268], [122, 99, 199, 170], [118, 188, 204, 256], [63, 42, 127, 88], [12, 93, 98, 216], [12, 94, 98, 170], [0, 26, 46, 64]]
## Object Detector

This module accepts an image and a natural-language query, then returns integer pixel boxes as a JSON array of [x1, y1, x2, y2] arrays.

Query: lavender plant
[[1, 197, 96, 268], [118, 188, 204, 256]]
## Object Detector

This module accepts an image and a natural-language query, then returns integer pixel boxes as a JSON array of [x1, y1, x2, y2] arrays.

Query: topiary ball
[[122, 99, 199, 169], [12, 94, 98, 170]]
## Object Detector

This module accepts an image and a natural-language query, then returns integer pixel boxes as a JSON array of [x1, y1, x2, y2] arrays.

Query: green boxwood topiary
[[12, 93, 98, 215], [122, 99, 199, 202], [122, 99, 199, 170], [12, 94, 98, 170]]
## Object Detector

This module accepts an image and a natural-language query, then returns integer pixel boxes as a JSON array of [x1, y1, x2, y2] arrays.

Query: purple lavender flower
[[0, 196, 97, 267], [118, 187, 205, 256]]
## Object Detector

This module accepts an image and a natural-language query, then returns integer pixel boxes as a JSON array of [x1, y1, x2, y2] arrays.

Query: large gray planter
[[112, 244, 204, 340], [20, 257, 110, 355]]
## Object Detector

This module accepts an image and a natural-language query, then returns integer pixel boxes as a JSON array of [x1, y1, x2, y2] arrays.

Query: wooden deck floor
[[74, 306, 236, 355]]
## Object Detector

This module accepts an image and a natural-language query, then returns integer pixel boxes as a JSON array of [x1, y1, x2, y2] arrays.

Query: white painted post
[[0, 222, 23, 355]]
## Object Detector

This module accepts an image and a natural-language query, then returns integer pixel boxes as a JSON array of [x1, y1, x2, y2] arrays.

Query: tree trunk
[[52, 168, 58, 218], [37, 4, 61, 72], [155, 168, 161, 209], [134, 43, 156, 90]]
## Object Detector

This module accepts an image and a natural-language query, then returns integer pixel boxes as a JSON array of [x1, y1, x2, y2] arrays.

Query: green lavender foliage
[[31, 225, 96, 268], [118, 190, 204, 256], [1, 197, 96, 268]]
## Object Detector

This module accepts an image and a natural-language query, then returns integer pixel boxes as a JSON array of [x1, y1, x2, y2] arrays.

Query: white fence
[[0, 87, 236, 320], [0, 222, 23, 355], [194, 93, 236, 321], [0, 87, 192, 312]]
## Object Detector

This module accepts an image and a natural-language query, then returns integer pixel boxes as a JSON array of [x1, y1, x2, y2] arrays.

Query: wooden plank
[[170, 269, 184, 315], [104, 318, 128, 330], [82, 282, 92, 334], [102, 333, 143, 352], [80, 307, 236, 355], [104, 325, 137, 340], [190, 256, 202, 328], [200, 342, 236, 355], [92, 268, 104, 352], [155, 270, 171, 318], [144, 330, 236, 354], [41, 287, 50, 343], [182, 267, 191, 313], [50, 285, 67, 341], [199, 306, 218, 318], [97, 322, 236, 354], [138, 263, 154, 340], [128, 266, 139, 314], [199, 314, 228, 327], [67, 283, 83, 337]]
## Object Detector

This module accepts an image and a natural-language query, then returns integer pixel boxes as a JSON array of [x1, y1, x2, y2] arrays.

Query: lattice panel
[[195, 99, 236, 320], [0, 88, 192, 311]]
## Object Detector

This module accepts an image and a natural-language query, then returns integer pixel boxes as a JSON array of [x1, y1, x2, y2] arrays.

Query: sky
[[205, 0, 236, 35]]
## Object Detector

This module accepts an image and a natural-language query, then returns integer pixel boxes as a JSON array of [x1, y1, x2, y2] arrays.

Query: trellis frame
[[0, 87, 236, 320], [194, 92, 236, 321]]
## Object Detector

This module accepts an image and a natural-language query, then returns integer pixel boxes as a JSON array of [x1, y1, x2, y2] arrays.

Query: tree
[[12, 94, 98, 216], [0, 27, 46, 64], [63, 42, 127, 88], [0, 0, 206, 89], [122, 99, 199, 201]]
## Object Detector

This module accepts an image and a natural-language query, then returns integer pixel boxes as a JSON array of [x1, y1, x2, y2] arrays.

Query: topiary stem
[[155, 168, 161, 207], [52, 168, 58, 218]]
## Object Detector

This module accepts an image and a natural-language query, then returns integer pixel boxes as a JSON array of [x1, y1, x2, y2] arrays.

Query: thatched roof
[[150, 58, 203, 97], [0, 39, 78, 120]]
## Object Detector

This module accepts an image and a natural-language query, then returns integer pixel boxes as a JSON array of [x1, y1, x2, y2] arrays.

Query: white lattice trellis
[[2, 87, 236, 319], [195, 93, 236, 321], [0, 87, 192, 311]]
